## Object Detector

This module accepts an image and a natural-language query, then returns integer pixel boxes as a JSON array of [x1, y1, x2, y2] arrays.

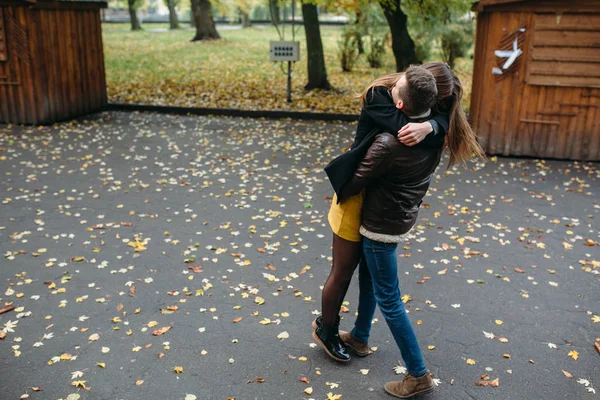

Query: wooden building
[[0, 0, 107, 125], [470, 0, 600, 160]]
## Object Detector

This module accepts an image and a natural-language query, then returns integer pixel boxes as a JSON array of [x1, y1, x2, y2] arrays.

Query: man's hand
[[397, 122, 433, 146]]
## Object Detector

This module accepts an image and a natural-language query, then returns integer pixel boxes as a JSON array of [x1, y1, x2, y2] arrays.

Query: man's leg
[[362, 237, 427, 377]]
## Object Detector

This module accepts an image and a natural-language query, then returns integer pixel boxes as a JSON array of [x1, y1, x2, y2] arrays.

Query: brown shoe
[[339, 330, 370, 357], [384, 374, 434, 399]]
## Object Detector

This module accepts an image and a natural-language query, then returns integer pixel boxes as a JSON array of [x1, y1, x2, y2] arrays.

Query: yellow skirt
[[327, 191, 364, 242]]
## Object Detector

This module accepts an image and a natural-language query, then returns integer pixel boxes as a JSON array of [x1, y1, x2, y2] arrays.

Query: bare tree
[[191, 0, 220, 41], [166, 0, 180, 29], [301, 2, 332, 90], [127, 0, 142, 31]]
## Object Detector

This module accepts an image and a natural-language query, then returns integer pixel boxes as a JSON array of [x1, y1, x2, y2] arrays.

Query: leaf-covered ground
[[0, 112, 598, 400], [103, 24, 473, 114]]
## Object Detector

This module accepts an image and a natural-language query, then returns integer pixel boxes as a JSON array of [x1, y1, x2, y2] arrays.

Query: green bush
[[338, 28, 359, 72], [366, 34, 387, 68], [412, 31, 434, 64], [440, 19, 474, 68]]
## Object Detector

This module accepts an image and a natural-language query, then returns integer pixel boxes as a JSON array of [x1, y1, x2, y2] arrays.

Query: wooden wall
[[0, 6, 35, 124], [0, 1, 107, 125], [470, 6, 600, 160]]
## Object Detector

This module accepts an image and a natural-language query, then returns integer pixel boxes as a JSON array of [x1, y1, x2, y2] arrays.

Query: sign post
[[269, 41, 300, 103]]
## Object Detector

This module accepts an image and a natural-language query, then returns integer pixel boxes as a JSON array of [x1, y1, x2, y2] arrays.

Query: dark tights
[[321, 233, 363, 327]]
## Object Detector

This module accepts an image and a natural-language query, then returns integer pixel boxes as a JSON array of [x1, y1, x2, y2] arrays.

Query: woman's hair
[[422, 62, 485, 167], [356, 63, 485, 167], [356, 72, 403, 109]]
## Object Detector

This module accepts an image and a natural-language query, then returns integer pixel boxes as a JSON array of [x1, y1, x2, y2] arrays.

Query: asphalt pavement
[[0, 111, 598, 400]]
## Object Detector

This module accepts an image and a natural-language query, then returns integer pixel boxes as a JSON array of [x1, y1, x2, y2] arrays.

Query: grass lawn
[[102, 23, 473, 114]]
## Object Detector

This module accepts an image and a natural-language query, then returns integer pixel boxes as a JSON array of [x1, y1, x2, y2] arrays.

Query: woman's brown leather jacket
[[340, 132, 443, 236]]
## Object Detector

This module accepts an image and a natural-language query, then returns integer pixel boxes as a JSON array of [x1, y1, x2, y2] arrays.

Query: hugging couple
[[314, 62, 485, 399]]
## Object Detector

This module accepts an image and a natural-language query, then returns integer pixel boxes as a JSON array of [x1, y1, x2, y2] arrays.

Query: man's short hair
[[399, 65, 438, 116]]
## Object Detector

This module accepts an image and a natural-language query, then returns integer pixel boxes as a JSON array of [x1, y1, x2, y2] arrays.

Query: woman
[[337, 63, 484, 398], [315, 65, 451, 362]]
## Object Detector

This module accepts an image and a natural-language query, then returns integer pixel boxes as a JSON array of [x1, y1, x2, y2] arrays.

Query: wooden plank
[[33, 9, 49, 122], [0, 48, 8, 122], [60, 10, 72, 118], [67, 10, 81, 117], [29, 1, 107, 11], [479, 1, 600, 13], [51, 9, 63, 121], [95, 9, 107, 106], [537, 111, 576, 116], [556, 87, 576, 159], [11, 6, 26, 123], [531, 85, 548, 157], [531, 47, 600, 63], [20, 4, 38, 123], [0, 7, 8, 123], [520, 118, 560, 125], [567, 88, 585, 159], [0, 8, 6, 61], [470, 11, 490, 143], [79, 10, 90, 113], [534, 13, 600, 31], [39, 9, 54, 120], [533, 31, 600, 48], [478, 0, 524, 6], [516, 81, 534, 156], [85, 10, 96, 110], [3, 7, 18, 123], [585, 90, 600, 160], [502, 13, 532, 156], [528, 61, 600, 78], [528, 75, 600, 88]]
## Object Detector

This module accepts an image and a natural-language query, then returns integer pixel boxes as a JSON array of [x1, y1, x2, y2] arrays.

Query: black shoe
[[311, 316, 322, 330], [312, 317, 351, 362]]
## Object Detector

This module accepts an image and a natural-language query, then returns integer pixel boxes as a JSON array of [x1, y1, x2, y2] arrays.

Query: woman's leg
[[350, 255, 377, 343], [320, 233, 362, 326], [362, 237, 427, 377]]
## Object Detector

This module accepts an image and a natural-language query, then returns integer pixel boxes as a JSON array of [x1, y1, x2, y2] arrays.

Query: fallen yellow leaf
[[152, 326, 172, 336]]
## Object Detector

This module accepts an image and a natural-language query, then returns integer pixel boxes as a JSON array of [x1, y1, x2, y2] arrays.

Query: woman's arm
[[340, 134, 393, 200], [364, 87, 449, 144], [397, 113, 450, 146]]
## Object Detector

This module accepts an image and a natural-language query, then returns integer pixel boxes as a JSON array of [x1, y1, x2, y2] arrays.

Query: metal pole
[[292, 0, 295, 40], [287, 61, 292, 103], [288, 0, 294, 103]]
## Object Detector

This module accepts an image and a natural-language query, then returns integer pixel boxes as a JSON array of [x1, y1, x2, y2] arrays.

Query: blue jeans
[[351, 237, 427, 377]]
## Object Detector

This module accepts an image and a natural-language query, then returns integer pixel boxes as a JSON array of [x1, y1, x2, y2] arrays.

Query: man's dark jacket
[[325, 86, 449, 201]]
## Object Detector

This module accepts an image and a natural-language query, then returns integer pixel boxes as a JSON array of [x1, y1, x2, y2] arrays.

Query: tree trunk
[[191, 0, 220, 41], [127, 0, 142, 31], [355, 11, 364, 55], [167, 0, 179, 29], [269, 0, 280, 25], [379, 0, 419, 71], [190, 0, 197, 27], [301, 2, 332, 90], [240, 8, 251, 28]]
